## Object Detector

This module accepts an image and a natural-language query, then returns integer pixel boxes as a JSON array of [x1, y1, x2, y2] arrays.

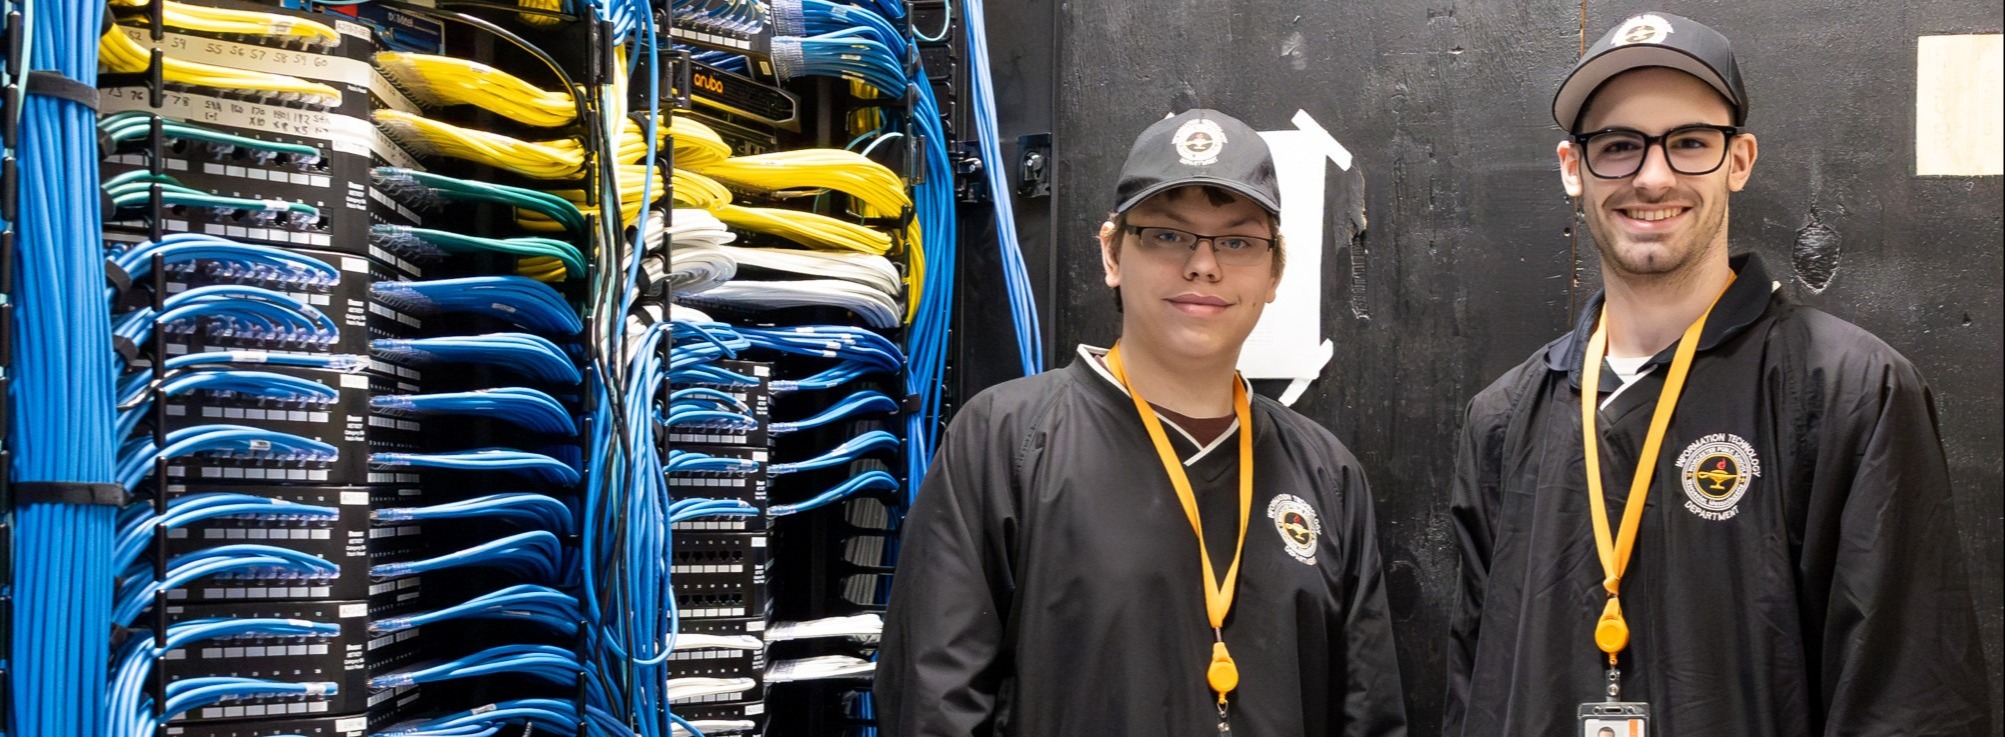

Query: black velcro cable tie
[[113, 335, 146, 367], [105, 259, 134, 295], [899, 393, 922, 415], [24, 70, 100, 111], [12, 482, 127, 506]]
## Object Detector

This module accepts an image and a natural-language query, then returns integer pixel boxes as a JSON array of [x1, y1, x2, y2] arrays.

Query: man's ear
[[1100, 220, 1121, 289], [1558, 139, 1585, 197], [1726, 132, 1758, 192]]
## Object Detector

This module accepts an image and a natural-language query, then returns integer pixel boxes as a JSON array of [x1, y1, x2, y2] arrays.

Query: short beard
[[1585, 198, 1729, 289]]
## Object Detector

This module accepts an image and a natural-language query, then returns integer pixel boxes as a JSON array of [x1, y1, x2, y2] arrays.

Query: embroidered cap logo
[[1173, 118, 1228, 166], [1613, 14, 1674, 46]]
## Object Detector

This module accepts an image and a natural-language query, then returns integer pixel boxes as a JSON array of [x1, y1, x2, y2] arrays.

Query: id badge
[[1578, 702, 1650, 737]]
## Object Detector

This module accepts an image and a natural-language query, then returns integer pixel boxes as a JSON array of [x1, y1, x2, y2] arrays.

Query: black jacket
[[1444, 255, 1990, 736], [881, 346, 1407, 737]]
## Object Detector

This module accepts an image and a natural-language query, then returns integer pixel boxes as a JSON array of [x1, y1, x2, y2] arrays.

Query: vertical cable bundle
[[7, 2, 117, 735]]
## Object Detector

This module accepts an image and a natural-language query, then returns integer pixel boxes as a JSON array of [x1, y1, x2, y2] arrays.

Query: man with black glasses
[[880, 109, 1407, 737], [1444, 13, 1990, 737]]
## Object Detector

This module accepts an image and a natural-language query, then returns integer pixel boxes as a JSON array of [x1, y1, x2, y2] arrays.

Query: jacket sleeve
[[1336, 461, 1410, 737], [1802, 359, 1991, 737], [878, 395, 1019, 737], [1442, 386, 1511, 737]]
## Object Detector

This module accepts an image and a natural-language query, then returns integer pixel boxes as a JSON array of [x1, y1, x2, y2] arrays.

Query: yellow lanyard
[[1580, 274, 1736, 662], [1106, 344, 1254, 706]]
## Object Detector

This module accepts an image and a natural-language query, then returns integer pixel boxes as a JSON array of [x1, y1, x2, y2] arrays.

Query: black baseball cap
[[1112, 109, 1280, 216], [1553, 12, 1748, 132]]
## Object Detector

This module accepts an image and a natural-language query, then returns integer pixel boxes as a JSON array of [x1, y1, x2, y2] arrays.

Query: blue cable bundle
[[769, 470, 898, 517], [106, 234, 338, 299], [114, 425, 339, 491], [115, 368, 337, 439], [373, 388, 578, 435], [6, 3, 119, 734], [112, 545, 341, 627], [769, 390, 897, 435], [374, 333, 583, 385], [370, 530, 570, 584], [372, 276, 584, 335], [961, 0, 1044, 374], [373, 493, 578, 533], [112, 493, 338, 570], [372, 448, 583, 486], [107, 618, 339, 737], [370, 584, 583, 636]]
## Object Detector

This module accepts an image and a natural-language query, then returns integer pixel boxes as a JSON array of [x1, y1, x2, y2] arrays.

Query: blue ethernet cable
[[770, 390, 898, 434], [11, 10, 125, 729], [112, 676, 336, 737], [769, 360, 886, 395], [113, 545, 339, 627], [373, 388, 577, 435], [115, 425, 339, 490], [373, 493, 577, 534], [767, 430, 900, 475], [372, 276, 583, 335], [115, 369, 337, 439], [769, 470, 899, 517], [113, 283, 338, 346], [113, 493, 338, 569], [962, 0, 1044, 374], [369, 644, 584, 690], [376, 698, 603, 736], [115, 353, 365, 416], [372, 449, 583, 486], [369, 530, 567, 583], [107, 618, 339, 732], [370, 585, 583, 636], [106, 233, 338, 299], [373, 333, 582, 384]]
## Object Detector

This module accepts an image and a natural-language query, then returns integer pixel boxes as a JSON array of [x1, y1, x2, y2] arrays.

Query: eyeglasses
[[1122, 225, 1275, 267], [1572, 124, 1742, 179]]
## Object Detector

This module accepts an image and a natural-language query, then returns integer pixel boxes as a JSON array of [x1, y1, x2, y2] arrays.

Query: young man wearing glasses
[[1444, 13, 1989, 737], [880, 109, 1407, 737]]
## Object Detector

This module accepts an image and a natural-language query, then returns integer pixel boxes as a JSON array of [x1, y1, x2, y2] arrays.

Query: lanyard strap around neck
[[1105, 343, 1253, 704], [1580, 273, 1736, 661]]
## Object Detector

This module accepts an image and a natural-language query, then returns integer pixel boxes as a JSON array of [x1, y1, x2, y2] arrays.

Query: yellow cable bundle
[[687, 149, 911, 219], [516, 0, 563, 27], [543, 164, 662, 230], [667, 116, 731, 170], [376, 52, 577, 128], [108, 0, 341, 46], [713, 204, 893, 256], [671, 169, 734, 210], [517, 256, 570, 282], [373, 109, 585, 179], [100, 26, 341, 106]]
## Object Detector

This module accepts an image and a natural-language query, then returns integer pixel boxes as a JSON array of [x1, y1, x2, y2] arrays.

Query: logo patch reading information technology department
[[1613, 13, 1673, 46], [1676, 433, 1760, 521], [1265, 494, 1322, 565], [1172, 118, 1228, 166]]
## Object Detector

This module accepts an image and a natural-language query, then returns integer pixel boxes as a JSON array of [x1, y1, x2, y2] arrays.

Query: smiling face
[[1559, 67, 1759, 284], [1100, 185, 1282, 366]]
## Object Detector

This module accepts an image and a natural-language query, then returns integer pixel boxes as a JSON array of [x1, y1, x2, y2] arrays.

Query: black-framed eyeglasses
[[1122, 225, 1275, 266], [1572, 124, 1742, 179]]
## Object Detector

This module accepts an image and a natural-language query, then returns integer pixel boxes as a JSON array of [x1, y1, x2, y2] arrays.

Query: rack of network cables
[[79, 2, 613, 736], [660, 0, 979, 731]]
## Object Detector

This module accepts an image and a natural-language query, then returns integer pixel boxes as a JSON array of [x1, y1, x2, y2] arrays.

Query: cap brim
[[1553, 45, 1736, 131], [1113, 177, 1282, 216]]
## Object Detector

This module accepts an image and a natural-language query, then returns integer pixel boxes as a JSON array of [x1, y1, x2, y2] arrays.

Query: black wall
[[954, 0, 2004, 732]]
